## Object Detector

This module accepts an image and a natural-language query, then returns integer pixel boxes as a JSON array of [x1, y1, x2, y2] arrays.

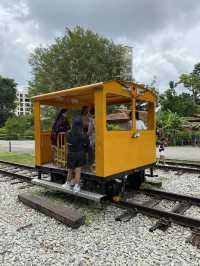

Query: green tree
[[157, 110, 185, 144], [178, 64, 200, 103], [0, 76, 17, 127], [160, 81, 198, 116], [4, 115, 34, 139], [29, 26, 130, 96]]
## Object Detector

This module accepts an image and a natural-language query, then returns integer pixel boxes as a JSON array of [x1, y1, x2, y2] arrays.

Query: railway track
[[1, 160, 200, 235], [115, 188, 200, 233], [155, 160, 200, 173], [0, 160, 37, 183]]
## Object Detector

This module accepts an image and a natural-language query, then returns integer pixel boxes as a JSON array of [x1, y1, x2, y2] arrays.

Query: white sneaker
[[62, 182, 70, 189], [73, 184, 80, 193], [70, 180, 75, 189]]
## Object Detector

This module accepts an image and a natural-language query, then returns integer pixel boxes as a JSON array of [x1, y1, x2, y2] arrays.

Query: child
[[158, 138, 166, 164], [62, 116, 89, 192]]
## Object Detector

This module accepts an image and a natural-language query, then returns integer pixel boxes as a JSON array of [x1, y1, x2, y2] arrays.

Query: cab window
[[135, 100, 154, 130], [106, 93, 132, 131]]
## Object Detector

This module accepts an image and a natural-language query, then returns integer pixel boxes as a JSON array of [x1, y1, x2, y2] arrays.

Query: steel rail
[[0, 160, 35, 170], [116, 200, 200, 229], [164, 160, 200, 168], [0, 161, 36, 183], [0, 168, 33, 183], [142, 188, 200, 206], [155, 164, 200, 173]]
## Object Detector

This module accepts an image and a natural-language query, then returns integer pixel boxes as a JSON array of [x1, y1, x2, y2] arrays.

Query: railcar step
[[32, 179, 105, 202]]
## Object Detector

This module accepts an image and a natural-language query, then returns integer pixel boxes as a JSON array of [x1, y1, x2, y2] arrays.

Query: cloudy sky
[[0, 0, 200, 92]]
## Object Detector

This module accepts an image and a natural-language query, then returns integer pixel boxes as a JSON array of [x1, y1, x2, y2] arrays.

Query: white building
[[15, 87, 32, 116], [121, 46, 133, 81]]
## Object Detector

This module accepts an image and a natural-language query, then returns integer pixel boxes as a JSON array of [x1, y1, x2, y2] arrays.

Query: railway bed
[[0, 161, 39, 183], [115, 188, 200, 234], [1, 160, 200, 235], [155, 161, 200, 174]]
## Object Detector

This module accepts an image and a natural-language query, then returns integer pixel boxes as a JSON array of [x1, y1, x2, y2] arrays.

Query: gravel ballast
[[1, 171, 200, 265]]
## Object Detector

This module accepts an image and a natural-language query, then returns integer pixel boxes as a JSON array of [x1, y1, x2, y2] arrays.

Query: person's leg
[[158, 153, 162, 164], [162, 155, 166, 165], [67, 169, 73, 182], [160, 155, 164, 164], [74, 167, 81, 184], [63, 168, 73, 187], [73, 167, 81, 192], [88, 145, 95, 167]]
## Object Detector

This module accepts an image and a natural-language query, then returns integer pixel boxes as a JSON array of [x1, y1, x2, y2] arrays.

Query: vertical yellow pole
[[132, 97, 136, 132], [95, 87, 106, 177], [148, 102, 155, 130], [34, 101, 41, 165]]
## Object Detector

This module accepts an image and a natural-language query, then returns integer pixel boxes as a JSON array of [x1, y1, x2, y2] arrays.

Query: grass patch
[[0, 151, 34, 166]]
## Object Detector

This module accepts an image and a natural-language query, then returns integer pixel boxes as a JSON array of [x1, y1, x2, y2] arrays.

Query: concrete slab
[[0, 140, 34, 154], [157, 146, 200, 162]]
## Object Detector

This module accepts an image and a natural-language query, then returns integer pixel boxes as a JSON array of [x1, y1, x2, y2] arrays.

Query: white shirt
[[136, 120, 147, 130], [128, 120, 147, 130]]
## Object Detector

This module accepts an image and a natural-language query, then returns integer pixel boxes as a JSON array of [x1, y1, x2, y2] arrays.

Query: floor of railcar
[[42, 162, 96, 175]]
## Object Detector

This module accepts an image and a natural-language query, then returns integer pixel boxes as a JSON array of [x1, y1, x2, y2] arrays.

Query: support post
[[95, 87, 106, 177], [150, 167, 153, 177], [9, 141, 11, 152], [33, 101, 41, 165]]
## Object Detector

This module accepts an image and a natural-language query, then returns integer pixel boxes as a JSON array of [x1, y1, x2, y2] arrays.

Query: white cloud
[[134, 25, 200, 91], [0, 0, 46, 84], [0, 0, 200, 92]]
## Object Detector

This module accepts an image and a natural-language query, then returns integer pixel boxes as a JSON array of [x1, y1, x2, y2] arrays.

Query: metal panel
[[32, 179, 105, 202]]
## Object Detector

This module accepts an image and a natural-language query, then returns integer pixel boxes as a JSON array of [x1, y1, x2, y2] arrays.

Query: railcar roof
[[32, 80, 156, 102], [32, 81, 103, 101]]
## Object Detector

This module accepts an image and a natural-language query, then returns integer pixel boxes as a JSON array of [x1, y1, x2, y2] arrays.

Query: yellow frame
[[33, 80, 157, 177]]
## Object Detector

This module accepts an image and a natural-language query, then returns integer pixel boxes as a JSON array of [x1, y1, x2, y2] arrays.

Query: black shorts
[[67, 151, 85, 169]]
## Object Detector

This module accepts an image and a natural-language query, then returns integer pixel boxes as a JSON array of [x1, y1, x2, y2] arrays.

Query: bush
[[161, 130, 200, 146], [107, 123, 121, 131], [23, 129, 34, 140], [3, 115, 34, 140], [0, 127, 8, 139], [174, 131, 192, 146]]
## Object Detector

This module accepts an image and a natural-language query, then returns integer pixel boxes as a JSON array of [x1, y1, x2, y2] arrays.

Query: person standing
[[158, 138, 166, 165], [51, 109, 70, 163], [63, 117, 89, 192], [128, 111, 147, 131], [136, 111, 147, 130]]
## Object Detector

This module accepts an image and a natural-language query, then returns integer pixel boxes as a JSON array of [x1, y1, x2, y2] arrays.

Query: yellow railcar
[[33, 80, 157, 198]]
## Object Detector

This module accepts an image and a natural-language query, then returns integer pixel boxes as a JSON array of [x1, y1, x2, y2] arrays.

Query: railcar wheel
[[106, 179, 122, 198], [127, 170, 145, 190], [50, 172, 65, 184]]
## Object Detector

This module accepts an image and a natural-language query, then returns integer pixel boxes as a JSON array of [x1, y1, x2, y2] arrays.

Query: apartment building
[[15, 87, 32, 116], [121, 46, 133, 81]]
